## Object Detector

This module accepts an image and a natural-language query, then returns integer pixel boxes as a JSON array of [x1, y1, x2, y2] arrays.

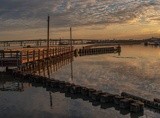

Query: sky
[[0, 0, 160, 40]]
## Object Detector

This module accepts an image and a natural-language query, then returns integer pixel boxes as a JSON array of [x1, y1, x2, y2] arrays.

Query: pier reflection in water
[[20, 52, 74, 78], [1, 45, 160, 118]]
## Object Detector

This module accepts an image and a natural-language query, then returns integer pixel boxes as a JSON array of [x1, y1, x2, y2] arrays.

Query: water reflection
[[21, 45, 160, 101], [1, 73, 160, 117], [0, 74, 145, 118], [21, 53, 74, 77], [1, 45, 160, 117], [0, 81, 24, 92], [47, 45, 160, 99]]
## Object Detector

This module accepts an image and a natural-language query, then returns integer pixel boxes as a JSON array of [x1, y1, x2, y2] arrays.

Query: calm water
[[0, 45, 160, 118]]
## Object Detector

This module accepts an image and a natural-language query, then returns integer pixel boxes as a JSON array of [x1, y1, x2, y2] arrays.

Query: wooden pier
[[0, 45, 121, 69], [0, 46, 73, 68]]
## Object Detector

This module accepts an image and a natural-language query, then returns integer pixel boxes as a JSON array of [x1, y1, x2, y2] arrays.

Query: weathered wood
[[0, 47, 72, 67]]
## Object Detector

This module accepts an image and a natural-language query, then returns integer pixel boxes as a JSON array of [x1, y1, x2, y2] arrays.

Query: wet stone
[[154, 98, 160, 103], [46, 80, 52, 87], [64, 83, 72, 93], [50, 80, 59, 88], [81, 87, 89, 96], [74, 85, 82, 94], [91, 91, 103, 101], [88, 89, 96, 98], [58, 81, 66, 89], [114, 95, 124, 105], [70, 85, 77, 94], [120, 98, 133, 109], [130, 102, 144, 113], [100, 93, 111, 103]]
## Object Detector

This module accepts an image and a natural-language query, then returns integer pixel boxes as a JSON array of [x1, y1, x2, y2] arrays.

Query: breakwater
[[76, 46, 121, 56], [7, 70, 145, 114], [121, 92, 160, 111]]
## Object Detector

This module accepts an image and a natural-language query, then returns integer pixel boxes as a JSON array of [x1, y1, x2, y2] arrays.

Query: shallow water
[[0, 45, 160, 118]]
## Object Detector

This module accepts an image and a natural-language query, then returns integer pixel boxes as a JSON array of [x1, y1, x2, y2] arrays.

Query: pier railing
[[0, 46, 72, 67]]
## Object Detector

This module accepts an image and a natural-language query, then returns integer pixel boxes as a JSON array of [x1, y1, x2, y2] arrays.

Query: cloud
[[0, 0, 159, 31]]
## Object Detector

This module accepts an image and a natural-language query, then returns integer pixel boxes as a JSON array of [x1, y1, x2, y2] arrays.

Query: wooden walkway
[[0, 46, 72, 67]]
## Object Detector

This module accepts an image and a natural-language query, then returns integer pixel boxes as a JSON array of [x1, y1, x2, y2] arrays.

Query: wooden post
[[33, 50, 35, 62], [70, 27, 73, 52], [55, 47, 57, 56], [10, 51, 12, 58], [45, 49, 47, 58], [52, 48, 54, 57], [20, 41, 23, 46], [0, 52, 2, 66], [1, 51, 4, 66], [16, 51, 19, 66], [38, 49, 40, 60], [60, 47, 62, 55], [50, 48, 51, 57], [36, 41, 39, 47], [43, 49, 45, 59], [27, 51, 29, 63], [3, 51, 5, 58], [47, 15, 50, 58], [54, 47, 56, 56], [20, 51, 22, 65]]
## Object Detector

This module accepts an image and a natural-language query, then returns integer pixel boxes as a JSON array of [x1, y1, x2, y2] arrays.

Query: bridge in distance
[[0, 39, 144, 47]]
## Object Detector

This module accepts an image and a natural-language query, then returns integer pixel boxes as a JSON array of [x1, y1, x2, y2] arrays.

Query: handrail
[[0, 46, 72, 67]]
